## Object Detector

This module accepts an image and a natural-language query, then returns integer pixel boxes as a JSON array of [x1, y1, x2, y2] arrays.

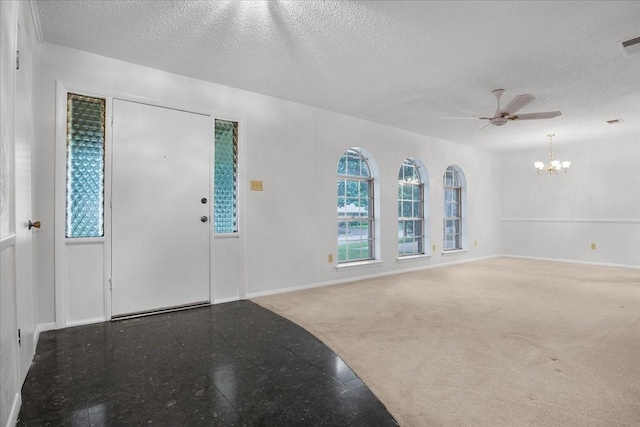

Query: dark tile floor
[[17, 301, 398, 426]]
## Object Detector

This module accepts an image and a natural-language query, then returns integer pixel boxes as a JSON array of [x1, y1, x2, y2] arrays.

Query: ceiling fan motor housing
[[492, 117, 509, 126]]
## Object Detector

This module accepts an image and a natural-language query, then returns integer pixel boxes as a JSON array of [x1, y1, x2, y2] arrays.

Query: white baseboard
[[247, 254, 502, 300], [34, 322, 56, 350], [213, 296, 240, 304], [65, 317, 106, 328], [7, 392, 21, 427], [502, 254, 640, 270]]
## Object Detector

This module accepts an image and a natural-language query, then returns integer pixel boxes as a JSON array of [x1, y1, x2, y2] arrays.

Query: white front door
[[15, 21, 35, 384], [111, 100, 211, 317]]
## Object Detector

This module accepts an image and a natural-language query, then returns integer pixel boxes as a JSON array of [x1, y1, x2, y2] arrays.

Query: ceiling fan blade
[[440, 116, 482, 120], [501, 94, 535, 115], [475, 122, 491, 131], [511, 111, 562, 121]]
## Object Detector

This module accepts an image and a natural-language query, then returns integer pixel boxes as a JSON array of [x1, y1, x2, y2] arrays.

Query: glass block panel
[[66, 93, 105, 238], [214, 120, 238, 233]]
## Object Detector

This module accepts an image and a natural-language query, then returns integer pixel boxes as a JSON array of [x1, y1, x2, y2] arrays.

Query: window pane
[[398, 221, 406, 238], [361, 159, 371, 177], [445, 202, 453, 218], [359, 181, 369, 198], [403, 164, 414, 182], [412, 185, 421, 200], [414, 220, 423, 237], [337, 155, 347, 174], [445, 188, 455, 201], [214, 120, 238, 233], [413, 201, 421, 218], [337, 198, 348, 217], [402, 201, 412, 218], [346, 156, 360, 176], [362, 239, 373, 259], [360, 198, 369, 217], [337, 179, 346, 197], [66, 93, 105, 238], [444, 220, 454, 233], [444, 170, 453, 186], [346, 180, 359, 197], [402, 185, 413, 200]]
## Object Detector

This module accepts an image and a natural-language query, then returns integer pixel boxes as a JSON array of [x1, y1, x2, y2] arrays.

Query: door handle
[[201, 216, 208, 223], [28, 220, 41, 230]]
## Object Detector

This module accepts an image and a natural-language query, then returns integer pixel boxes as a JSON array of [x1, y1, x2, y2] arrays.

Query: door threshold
[[111, 301, 211, 321]]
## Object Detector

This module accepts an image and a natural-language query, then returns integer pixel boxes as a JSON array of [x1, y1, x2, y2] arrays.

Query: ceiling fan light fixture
[[492, 117, 508, 126]]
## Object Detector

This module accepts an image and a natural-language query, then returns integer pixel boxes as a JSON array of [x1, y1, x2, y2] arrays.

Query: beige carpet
[[253, 257, 640, 426]]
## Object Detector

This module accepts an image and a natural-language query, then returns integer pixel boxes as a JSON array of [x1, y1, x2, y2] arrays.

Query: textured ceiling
[[35, 1, 640, 151]]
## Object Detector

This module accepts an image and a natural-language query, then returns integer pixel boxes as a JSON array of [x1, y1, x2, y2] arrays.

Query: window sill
[[397, 254, 432, 263], [441, 249, 469, 256], [336, 260, 383, 270]]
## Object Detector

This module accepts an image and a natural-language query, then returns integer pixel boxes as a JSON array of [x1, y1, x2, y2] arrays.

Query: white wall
[[34, 43, 502, 325], [501, 136, 640, 267]]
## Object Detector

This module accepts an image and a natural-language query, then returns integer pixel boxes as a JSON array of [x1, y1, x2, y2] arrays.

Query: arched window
[[398, 159, 426, 256], [337, 149, 374, 263], [443, 165, 466, 251]]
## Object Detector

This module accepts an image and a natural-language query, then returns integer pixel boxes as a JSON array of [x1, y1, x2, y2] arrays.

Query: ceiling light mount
[[534, 134, 571, 175]]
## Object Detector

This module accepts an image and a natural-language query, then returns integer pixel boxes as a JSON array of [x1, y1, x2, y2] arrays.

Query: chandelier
[[534, 134, 570, 174]]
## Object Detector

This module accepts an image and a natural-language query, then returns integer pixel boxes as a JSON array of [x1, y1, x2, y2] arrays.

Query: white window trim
[[441, 249, 469, 256], [396, 254, 432, 263], [336, 259, 383, 270]]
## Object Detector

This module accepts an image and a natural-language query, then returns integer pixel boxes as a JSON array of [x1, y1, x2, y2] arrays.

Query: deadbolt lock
[[201, 216, 208, 223], [201, 198, 207, 204]]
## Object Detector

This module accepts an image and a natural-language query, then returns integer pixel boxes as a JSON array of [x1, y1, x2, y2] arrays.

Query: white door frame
[[15, 19, 36, 384], [54, 83, 246, 327]]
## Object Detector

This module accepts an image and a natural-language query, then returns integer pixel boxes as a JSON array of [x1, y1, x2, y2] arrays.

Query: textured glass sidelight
[[65, 93, 106, 238], [214, 120, 238, 233]]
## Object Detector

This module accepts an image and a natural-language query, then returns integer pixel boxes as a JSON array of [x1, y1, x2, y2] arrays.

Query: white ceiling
[[35, 1, 640, 151]]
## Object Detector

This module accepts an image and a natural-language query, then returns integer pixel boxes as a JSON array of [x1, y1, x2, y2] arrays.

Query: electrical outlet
[[432, 244, 436, 252], [591, 243, 596, 250], [474, 240, 478, 246], [250, 180, 263, 191], [328, 254, 333, 263]]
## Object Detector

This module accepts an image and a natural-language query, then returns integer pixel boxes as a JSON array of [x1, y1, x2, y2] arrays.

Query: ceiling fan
[[444, 89, 562, 130]]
